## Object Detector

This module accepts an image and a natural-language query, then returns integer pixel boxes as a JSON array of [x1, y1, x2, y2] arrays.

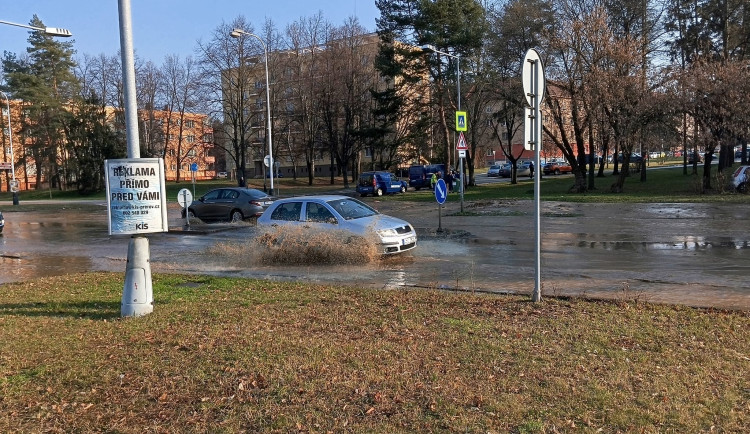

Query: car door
[[194, 189, 222, 219], [268, 201, 304, 226], [304, 201, 339, 228], [214, 189, 239, 219]]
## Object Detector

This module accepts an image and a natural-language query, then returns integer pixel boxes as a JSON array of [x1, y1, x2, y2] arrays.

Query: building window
[[187, 149, 196, 157], [256, 98, 264, 109], [203, 134, 213, 142], [486, 148, 494, 156], [186, 135, 195, 143], [170, 164, 176, 171], [255, 81, 264, 89], [185, 120, 195, 128], [365, 148, 373, 157]]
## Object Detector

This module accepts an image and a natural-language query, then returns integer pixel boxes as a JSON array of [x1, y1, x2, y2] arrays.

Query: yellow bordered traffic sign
[[456, 111, 467, 131]]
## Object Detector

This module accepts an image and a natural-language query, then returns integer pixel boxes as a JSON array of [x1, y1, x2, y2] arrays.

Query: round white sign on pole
[[9, 179, 20, 193], [522, 48, 545, 107], [177, 188, 193, 208], [263, 155, 272, 168]]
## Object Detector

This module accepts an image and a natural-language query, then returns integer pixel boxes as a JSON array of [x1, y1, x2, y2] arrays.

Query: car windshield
[[327, 198, 378, 220]]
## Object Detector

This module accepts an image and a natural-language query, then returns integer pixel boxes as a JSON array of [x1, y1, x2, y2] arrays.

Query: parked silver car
[[257, 195, 417, 255], [181, 187, 274, 222], [487, 165, 502, 177], [732, 165, 749, 193]]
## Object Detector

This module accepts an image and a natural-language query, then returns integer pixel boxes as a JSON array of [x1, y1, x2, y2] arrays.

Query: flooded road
[[1, 199, 748, 310]]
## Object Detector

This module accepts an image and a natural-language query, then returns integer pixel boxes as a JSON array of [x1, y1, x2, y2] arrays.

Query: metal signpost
[[434, 178, 447, 233], [522, 48, 546, 303], [105, 157, 168, 316], [190, 162, 198, 198], [177, 188, 193, 229], [116, 0, 169, 317], [456, 132, 468, 212]]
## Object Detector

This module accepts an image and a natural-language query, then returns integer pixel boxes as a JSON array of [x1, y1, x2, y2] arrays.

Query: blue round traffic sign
[[434, 178, 447, 204], [190, 162, 198, 172]]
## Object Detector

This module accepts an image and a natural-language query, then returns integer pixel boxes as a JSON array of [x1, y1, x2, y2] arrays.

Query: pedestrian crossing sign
[[456, 132, 468, 150], [456, 111, 467, 131]]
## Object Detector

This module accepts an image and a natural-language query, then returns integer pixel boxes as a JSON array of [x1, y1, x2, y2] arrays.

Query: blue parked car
[[356, 171, 408, 197], [408, 164, 446, 190]]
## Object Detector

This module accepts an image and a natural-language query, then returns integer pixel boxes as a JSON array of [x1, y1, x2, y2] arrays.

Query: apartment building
[[1, 98, 218, 192]]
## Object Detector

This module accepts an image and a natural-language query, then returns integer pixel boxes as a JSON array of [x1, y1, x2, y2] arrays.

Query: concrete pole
[[118, 0, 153, 317]]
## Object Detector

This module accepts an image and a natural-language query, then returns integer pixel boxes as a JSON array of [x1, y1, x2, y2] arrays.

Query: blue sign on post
[[434, 178, 447, 204], [190, 162, 198, 172]]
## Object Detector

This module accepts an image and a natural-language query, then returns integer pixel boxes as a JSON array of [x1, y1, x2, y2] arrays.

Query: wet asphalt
[[1, 197, 748, 310]]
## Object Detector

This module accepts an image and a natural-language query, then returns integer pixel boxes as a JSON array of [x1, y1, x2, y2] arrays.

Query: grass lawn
[[0, 273, 748, 432]]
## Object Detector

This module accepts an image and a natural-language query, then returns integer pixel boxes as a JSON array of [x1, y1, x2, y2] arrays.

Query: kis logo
[[136, 223, 149, 230]]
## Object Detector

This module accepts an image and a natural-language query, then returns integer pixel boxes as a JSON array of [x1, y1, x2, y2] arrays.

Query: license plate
[[403, 236, 416, 245]]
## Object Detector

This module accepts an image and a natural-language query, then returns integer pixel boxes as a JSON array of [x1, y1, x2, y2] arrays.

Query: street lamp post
[[0, 20, 72, 205], [230, 28, 274, 195], [0, 91, 18, 205], [421, 44, 464, 212], [0, 19, 73, 37]]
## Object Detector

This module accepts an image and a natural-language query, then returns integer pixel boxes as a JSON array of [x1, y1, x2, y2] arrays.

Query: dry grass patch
[[0, 272, 748, 432]]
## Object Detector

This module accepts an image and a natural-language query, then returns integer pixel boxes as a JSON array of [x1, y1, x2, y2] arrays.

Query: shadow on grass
[[0, 301, 122, 320]]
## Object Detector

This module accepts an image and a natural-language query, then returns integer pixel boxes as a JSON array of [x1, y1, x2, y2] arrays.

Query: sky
[[1, 0, 381, 65]]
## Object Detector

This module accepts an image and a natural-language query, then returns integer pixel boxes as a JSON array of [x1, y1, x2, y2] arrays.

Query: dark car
[[687, 152, 703, 164], [0, 210, 4, 234], [357, 171, 407, 197], [498, 163, 513, 178], [408, 164, 446, 190], [181, 187, 274, 222]]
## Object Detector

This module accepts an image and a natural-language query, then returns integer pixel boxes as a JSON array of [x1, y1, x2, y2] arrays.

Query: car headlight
[[377, 228, 398, 237]]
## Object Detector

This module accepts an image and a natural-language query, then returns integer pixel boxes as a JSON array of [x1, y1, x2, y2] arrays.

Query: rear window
[[359, 174, 375, 186], [270, 202, 302, 221], [243, 189, 267, 199]]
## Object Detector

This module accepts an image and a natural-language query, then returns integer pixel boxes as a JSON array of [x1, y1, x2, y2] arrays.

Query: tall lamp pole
[[230, 29, 274, 195], [0, 19, 72, 205], [421, 44, 464, 212], [0, 91, 18, 205]]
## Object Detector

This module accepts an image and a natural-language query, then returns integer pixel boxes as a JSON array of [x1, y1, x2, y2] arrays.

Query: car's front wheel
[[738, 182, 748, 194], [554, 169, 561, 175], [376, 188, 383, 196], [400, 185, 407, 193], [230, 210, 244, 222]]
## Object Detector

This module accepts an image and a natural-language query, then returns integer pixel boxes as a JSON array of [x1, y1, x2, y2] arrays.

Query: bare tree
[[318, 19, 380, 188], [160, 55, 201, 182], [281, 13, 330, 184], [196, 16, 262, 186]]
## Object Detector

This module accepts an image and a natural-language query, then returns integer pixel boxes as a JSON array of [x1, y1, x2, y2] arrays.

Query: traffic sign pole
[[523, 48, 545, 303], [434, 178, 447, 233]]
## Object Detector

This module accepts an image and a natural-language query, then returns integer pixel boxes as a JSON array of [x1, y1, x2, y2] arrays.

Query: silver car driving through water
[[257, 195, 417, 254]]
